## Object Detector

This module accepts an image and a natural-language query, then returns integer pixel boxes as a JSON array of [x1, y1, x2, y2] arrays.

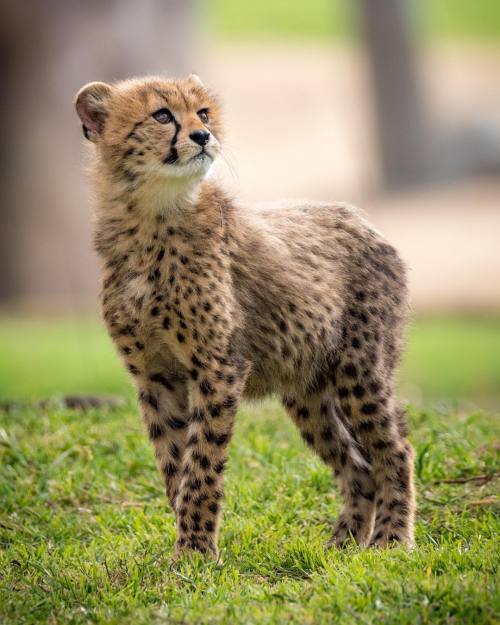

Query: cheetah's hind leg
[[282, 391, 376, 547], [332, 365, 416, 548]]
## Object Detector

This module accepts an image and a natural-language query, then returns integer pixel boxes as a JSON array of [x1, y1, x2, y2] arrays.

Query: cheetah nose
[[189, 130, 210, 147]]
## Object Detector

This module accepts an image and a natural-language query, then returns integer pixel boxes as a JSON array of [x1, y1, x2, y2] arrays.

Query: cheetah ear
[[74, 81, 113, 142], [187, 73, 204, 88]]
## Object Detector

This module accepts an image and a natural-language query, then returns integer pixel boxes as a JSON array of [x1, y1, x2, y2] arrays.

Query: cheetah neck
[[94, 165, 208, 219], [92, 172, 233, 262]]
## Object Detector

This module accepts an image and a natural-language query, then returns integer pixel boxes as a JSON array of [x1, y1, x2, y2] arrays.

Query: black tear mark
[[164, 116, 181, 164]]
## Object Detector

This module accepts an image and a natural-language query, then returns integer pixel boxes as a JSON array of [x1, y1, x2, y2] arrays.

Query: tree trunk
[[0, 0, 194, 304], [358, 0, 429, 190]]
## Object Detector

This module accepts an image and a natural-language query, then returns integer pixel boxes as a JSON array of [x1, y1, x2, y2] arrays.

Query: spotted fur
[[75, 75, 416, 558]]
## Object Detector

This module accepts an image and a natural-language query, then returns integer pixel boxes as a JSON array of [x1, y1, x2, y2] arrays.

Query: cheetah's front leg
[[111, 329, 190, 513], [138, 373, 189, 512], [174, 361, 247, 559]]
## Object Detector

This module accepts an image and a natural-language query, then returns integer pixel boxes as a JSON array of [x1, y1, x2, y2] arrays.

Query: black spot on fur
[[139, 392, 158, 411], [149, 373, 174, 391], [223, 395, 236, 409], [148, 422, 164, 440], [352, 384, 365, 399], [361, 403, 378, 415], [214, 461, 225, 474], [214, 433, 228, 446], [191, 354, 205, 369], [320, 426, 333, 441], [302, 432, 314, 446], [200, 455, 211, 469], [282, 397, 295, 409], [358, 420, 375, 432], [297, 406, 310, 419], [189, 479, 202, 492], [343, 363, 357, 378], [208, 403, 221, 418], [200, 379, 214, 396], [164, 462, 177, 476], [170, 442, 180, 460], [166, 417, 186, 430]]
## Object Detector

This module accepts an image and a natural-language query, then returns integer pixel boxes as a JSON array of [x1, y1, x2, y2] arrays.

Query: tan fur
[[75, 75, 416, 558]]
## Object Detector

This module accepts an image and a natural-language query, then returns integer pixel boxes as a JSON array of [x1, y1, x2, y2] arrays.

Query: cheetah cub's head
[[75, 75, 221, 185]]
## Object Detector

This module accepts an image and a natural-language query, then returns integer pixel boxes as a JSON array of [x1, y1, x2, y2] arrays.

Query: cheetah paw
[[327, 515, 371, 548], [173, 538, 219, 562], [369, 527, 414, 549]]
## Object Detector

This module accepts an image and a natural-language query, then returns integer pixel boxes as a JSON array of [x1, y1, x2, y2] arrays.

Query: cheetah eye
[[197, 108, 209, 124], [152, 108, 173, 124]]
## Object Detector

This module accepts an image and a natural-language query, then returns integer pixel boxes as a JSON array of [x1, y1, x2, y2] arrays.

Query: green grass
[[1, 316, 499, 407], [206, 0, 500, 41], [205, 0, 354, 41], [0, 317, 129, 401], [0, 315, 499, 623], [1, 399, 498, 624], [402, 316, 500, 407]]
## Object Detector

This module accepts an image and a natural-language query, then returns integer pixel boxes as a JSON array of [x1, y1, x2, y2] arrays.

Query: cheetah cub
[[75, 74, 416, 558]]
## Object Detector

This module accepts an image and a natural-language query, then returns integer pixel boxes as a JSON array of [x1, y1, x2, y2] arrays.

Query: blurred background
[[0, 0, 499, 409]]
